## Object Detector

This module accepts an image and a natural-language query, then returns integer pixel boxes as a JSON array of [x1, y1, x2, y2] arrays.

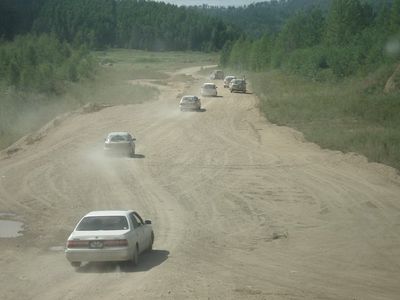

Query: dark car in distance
[[209, 70, 224, 80], [229, 79, 247, 93]]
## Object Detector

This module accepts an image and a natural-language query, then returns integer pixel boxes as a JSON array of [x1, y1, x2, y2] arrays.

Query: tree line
[[2, 0, 399, 90], [220, 0, 400, 80], [0, 34, 96, 94], [0, 0, 240, 94], [1, 0, 239, 52]]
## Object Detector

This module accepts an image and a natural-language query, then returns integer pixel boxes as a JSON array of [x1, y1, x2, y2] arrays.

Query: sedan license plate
[[89, 240, 104, 249]]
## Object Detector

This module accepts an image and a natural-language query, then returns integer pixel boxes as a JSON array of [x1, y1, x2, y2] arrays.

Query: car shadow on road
[[76, 249, 169, 273], [230, 91, 252, 94]]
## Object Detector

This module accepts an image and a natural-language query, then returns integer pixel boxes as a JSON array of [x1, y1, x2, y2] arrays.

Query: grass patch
[[96, 49, 218, 71], [250, 70, 400, 170]]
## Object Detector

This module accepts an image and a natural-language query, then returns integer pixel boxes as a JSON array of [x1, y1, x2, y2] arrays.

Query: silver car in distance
[[223, 75, 236, 88], [201, 83, 218, 97], [104, 132, 136, 157], [65, 210, 154, 268], [179, 95, 201, 111]]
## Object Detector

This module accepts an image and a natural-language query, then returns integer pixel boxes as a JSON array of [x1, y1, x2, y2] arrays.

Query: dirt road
[[1, 66, 400, 300]]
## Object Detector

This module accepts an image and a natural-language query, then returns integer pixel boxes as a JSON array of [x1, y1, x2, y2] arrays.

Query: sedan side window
[[129, 214, 140, 229], [133, 212, 144, 225]]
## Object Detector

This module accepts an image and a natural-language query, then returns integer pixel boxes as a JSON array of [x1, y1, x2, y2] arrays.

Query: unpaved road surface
[[1, 66, 400, 300]]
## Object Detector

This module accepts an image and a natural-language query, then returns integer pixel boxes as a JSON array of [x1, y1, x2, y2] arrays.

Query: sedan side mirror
[[145, 220, 152, 225]]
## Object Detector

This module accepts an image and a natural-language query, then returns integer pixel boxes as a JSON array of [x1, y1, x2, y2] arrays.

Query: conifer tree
[[390, 0, 400, 33], [324, 0, 366, 46]]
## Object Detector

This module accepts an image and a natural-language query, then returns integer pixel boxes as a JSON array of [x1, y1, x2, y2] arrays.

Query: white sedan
[[65, 210, 154, 268], [201, 83, 218, 97]]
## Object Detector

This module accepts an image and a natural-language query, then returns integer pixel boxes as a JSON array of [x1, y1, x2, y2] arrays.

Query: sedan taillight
[[67, 240, 89, 248], [103, 239, 128, 247]]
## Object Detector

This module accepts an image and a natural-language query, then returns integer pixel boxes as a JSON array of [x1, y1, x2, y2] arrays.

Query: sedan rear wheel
[[132, 245, 139, 266], [148, 232, 154, 252], [70, 261, 81, 268]]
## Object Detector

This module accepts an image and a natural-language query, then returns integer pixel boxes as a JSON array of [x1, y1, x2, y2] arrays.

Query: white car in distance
[[201, 83, 218, 97], [223, 75, 236, 88], [104, 132, 136, 157], [179, 95, 201, 111], [65, 210, 154, 268]]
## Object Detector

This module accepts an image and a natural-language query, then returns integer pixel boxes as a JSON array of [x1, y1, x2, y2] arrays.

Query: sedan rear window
[[182, 97, 197, 102], [110, 135, 128, 142], [76, 216, 129, 231]]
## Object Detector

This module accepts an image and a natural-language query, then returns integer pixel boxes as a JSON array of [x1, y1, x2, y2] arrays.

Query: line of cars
[[65, 133, 154, 269], [178, 83, 218, 112], [65, 69, 245, 268], [179, 70, 247, 112], [209, 70, 247, 93], [223, 74, 247, 93]]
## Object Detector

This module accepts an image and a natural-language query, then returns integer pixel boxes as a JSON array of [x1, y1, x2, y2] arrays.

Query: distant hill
[[193, 0, 391, 37]]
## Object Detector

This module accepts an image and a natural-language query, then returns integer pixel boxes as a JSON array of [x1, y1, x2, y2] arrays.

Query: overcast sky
[[154, 0, 266, 7]]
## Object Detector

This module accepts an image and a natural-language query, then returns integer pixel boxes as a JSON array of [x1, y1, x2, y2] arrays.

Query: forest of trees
[[0, 0, 240, 94], [1, 0, 400, 90], [0, 34, 96, 94], [220, 0, 400, 79], [1, 0, 239, 52], [194, 0, 386, 37]]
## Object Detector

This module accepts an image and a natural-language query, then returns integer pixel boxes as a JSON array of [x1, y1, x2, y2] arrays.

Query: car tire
[[70, 261, 81, 268], [148, 232, 154, 252], [132, 244, 139, 266]]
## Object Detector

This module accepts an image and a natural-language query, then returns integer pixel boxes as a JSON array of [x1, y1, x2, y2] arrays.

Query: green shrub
[[285, 46, 328, 79], [0, 34, 97, 93]]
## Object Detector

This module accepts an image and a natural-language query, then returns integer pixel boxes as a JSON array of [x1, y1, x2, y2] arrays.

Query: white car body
[[223, 76, 236, 88], [104, 132, 136, 157], [179, 95, 201, 111], [65, 210, 154, 268], [201, 83, 218, 97], [209, 70, 224, 80]]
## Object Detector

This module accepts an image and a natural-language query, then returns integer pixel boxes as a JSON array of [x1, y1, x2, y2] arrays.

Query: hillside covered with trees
[[1, 0, 239, 52], [194, 0, 388, 37], [220, 0, 400, 80]]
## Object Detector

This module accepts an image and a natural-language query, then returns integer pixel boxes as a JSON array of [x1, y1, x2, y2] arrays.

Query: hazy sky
[[154, 0, 266, 7]]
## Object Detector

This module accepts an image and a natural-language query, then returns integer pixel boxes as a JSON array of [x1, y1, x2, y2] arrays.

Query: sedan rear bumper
[[65, 247, 132, 262], [180, 104, 200, 111]]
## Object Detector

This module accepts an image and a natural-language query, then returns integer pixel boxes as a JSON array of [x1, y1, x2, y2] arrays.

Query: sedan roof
[[84, 210, 134, 217], [107, 132, 130, 137], [181, 95, 198, 100]]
